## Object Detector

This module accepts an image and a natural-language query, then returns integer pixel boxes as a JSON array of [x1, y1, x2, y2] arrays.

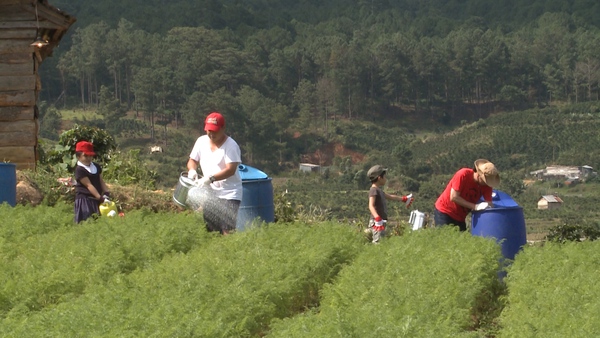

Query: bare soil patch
[[301, 142, 365, 166]]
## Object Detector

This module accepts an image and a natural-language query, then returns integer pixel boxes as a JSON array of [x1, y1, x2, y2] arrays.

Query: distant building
[[564, 177, 579, 186], [299, 163, 320, 173], [581, 165, 595, 177], [537, 195, 563, 210], [529, 165, 597, 182]]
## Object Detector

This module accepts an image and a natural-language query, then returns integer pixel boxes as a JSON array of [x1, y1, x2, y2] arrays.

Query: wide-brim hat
[[367, 165, 387, 181], [474, 159, 500, 188]]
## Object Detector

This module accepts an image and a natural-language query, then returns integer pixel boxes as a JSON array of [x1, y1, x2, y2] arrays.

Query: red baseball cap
[[75, 141, 96, 156], [204, 112, 225, 132]]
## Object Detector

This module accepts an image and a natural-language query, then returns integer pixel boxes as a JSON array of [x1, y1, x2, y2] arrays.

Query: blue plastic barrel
[[471, 190, 527, 261], [236, 164, 274, 231], [0, 163, 17, 207]]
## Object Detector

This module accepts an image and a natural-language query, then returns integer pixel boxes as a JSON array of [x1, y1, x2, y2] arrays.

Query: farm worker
[[73, 140, 111, 223], [434, 159, 500, 231], [187, 112, 243, 235], [365, 165, 414, 243]]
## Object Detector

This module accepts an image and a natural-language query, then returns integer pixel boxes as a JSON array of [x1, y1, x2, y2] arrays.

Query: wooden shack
[[0, 0, 75, 169], [537, 195, 563, 210]]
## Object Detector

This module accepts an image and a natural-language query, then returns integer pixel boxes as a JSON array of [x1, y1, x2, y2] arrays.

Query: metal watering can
[[173, 172, 197, 208], [173, 172, 212, 209], [100, 201, 118, 217]]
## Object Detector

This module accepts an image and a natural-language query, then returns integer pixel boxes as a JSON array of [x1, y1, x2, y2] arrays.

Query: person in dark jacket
[[73, 140, 110, 223]]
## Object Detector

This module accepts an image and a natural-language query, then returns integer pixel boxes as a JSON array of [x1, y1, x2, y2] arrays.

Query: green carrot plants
[[0, 203, 73, 243], [499, 241, 600, 337], [0, 222, 364, 337], [267, 227, 504, 337], [0, 207, 209, 318]]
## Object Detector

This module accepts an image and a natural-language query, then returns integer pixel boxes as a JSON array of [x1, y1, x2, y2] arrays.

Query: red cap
[[75, 141, 96, 156], [204, 112, 225, 132]]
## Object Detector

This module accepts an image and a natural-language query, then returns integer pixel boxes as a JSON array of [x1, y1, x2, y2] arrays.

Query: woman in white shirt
[[187, 112, 242, 235]]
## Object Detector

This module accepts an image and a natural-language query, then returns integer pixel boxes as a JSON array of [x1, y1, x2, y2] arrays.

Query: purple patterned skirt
[[74, 197, 100, 223]]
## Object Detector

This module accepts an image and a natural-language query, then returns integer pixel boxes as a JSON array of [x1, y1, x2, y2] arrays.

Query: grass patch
[[525, 218, 560, 241], [59, 109, 102, 120]]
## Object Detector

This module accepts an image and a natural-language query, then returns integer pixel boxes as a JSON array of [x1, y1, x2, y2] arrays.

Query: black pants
[[434, 208, 467, 232]]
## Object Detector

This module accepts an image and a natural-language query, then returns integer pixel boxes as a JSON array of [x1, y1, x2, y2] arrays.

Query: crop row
[[0, 207, 364, 337], [267, 228, 503, 337], [0, 204, 209, 316], [500, 241, 600, 337], [1, 204, 600, 336]]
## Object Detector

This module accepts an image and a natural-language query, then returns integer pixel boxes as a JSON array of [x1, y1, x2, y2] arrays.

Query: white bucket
[[409, 210, 426, 230]]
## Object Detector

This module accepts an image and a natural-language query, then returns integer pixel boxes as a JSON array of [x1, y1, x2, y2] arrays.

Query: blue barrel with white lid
[[471, 190, 527, 261], [236, 164, 274, 231], [0, 163, 17, 207]]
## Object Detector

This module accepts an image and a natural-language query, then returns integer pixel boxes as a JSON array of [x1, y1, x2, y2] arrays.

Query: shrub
[[45, 124, 117, 172], [546, 221, 600, 243]]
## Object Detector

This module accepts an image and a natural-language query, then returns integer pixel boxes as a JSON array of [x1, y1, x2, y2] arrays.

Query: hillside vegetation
[[53, 0, 600, 34], [37, 0, 600, 175]]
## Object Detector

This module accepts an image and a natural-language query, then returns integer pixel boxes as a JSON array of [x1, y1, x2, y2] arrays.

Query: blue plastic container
[[471, 190, 527, 261], [0, 163, 17, 207], [236, 164, 274, 231]]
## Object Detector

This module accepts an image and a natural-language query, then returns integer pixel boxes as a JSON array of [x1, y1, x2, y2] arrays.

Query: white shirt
[[189, 135, 243, 201]]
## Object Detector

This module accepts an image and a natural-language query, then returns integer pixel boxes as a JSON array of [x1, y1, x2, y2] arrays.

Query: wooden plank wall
[[0, 2, 39, 170]]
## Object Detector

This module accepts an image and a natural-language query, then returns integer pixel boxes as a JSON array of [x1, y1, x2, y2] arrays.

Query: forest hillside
[[38, 0, 600, 172]]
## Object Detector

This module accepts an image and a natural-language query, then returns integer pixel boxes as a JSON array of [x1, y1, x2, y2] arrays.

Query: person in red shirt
[[434, 159, 500, 231]]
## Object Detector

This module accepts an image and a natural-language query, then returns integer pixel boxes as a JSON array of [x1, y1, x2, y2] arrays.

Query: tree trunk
[[126, 64, 131, 109], [94, 77, 99, 107], [324, 105, 328, 140], [60, 69, 66, 108], [150, 110, 155, 141], [113, 62, 118, 100], [163, 124, 167, 148], [80, 74, 85, 110], [87, 76, 91, 107], [347, 82, 352, 119]]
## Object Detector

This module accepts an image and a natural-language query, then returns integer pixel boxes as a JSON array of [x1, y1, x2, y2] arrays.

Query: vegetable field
[[0, 203, 599, 337]]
